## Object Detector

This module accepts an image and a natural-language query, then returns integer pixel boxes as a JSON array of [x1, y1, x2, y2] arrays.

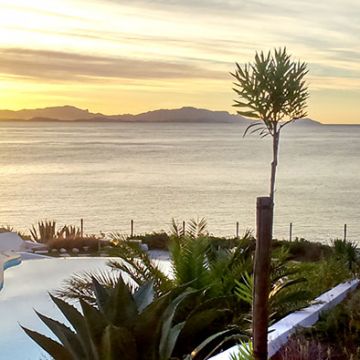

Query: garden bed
[[273, 284, 360, 359]]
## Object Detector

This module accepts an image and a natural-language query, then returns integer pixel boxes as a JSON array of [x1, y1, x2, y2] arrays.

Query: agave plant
[[57, 225, 82, 240], [30, 220, 57, 243], [0, 224, 14, 233], [23, 277, 240, 360]]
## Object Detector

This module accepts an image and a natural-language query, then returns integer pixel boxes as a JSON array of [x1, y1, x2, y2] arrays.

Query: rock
[[140, 243, 149, 252]]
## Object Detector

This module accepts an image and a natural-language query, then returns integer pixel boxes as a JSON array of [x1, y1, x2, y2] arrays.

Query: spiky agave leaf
[[159, 289, 198, 360], [100, 325, 137, 360], [21, 326, 73, 360], [49, 294, 98, 358]]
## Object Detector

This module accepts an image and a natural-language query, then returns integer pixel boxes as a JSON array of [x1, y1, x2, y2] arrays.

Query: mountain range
[[0, 105, 322, 125]]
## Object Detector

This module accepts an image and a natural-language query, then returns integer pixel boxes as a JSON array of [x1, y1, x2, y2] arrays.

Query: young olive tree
[[231, 47, 309, 201]]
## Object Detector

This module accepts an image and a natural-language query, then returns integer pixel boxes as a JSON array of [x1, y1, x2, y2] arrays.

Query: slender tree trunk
[[252, 129, 279, 359], [270, 131, 279, 201]]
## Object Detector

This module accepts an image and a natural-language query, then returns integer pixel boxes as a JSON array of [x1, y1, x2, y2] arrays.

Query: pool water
[[0, 257, 170, 359]]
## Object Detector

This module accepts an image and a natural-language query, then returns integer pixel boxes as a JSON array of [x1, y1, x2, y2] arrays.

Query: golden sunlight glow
[[0, 0, 359, 123]]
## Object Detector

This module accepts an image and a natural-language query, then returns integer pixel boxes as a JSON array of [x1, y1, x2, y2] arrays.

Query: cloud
[[0, 48, 224, 82]]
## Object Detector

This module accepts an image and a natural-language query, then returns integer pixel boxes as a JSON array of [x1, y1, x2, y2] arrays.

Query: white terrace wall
[[210, 279, 359, 360]]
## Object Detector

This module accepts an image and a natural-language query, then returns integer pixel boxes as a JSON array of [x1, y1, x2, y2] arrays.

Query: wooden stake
[[344, 224, 347, 241], [253, 197, 273, 360], [130, 219, 134, 238], [236, 221, 239, 239], [289, 222, 293, 242], [80, 218, 84, 238]]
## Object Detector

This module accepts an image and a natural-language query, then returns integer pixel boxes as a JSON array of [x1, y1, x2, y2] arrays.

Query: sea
[[0, 121, 359, 243]]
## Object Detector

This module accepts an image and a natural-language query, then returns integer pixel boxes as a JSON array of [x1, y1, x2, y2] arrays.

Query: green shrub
[[290, 257, 354, 300], [272, 238, 331, 262], [332, 238, 359, 273], [132, 232, 170, 250]]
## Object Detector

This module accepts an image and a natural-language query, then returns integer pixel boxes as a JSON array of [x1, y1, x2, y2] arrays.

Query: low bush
[[289, 257, 355, 301], [273, 238, 332, 262], [47, 236, 105, 252], [131, 232, 170, 250], [207, 235, 255, 250]]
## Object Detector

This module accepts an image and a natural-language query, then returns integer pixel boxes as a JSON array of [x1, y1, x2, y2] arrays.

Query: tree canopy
[[231, 47, 309, 138]]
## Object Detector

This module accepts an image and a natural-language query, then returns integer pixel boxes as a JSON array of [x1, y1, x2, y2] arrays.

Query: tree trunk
[[269, 131, 279, 201], [252, 129, 279, 359], [253, 197, 273, 360]]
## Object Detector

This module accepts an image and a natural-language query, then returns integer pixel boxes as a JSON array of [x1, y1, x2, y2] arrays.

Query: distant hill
[[0, 105, 103, 121], [291, 117, 322, 126], [0, 105, 322, 125], [119, 107, 247, 123]]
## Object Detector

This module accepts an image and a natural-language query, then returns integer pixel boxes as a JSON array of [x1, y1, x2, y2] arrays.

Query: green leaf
[[35, 311, 86, 359], [190, 328, 241, 359], [103, 275, 138, 326], [92, 276, 110, 312], [80, 298, 108, 349], [100, 325, 138, 360], [50, 294, 98, 359], [133, 280, 155, 313], [235, 273, 253, 305], [134, 294, 170, 360], [162, 322, 186, 360], [159, 289, 197, 360], [21, 326, 72, 360]]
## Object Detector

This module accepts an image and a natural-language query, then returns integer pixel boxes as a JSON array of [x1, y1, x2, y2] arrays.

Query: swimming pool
[[0, 256, 169, 359], [0, 252, 22, 291]]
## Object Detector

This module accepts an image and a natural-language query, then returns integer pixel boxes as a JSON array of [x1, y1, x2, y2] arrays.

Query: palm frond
[[169, 236, 211, 289], [107, 241, 173, 296], [54, 269, 120, 304], [186, 217, 208, 238]]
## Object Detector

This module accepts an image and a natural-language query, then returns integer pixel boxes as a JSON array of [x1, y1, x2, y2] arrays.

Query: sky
[[0, 0, 359, 124]]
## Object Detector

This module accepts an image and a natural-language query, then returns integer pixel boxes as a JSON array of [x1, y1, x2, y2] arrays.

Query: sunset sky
[[0, 0, 359, 124]]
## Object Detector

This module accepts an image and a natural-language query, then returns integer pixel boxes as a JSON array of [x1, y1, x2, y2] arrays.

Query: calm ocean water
[[0, 121, 359, 242]]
